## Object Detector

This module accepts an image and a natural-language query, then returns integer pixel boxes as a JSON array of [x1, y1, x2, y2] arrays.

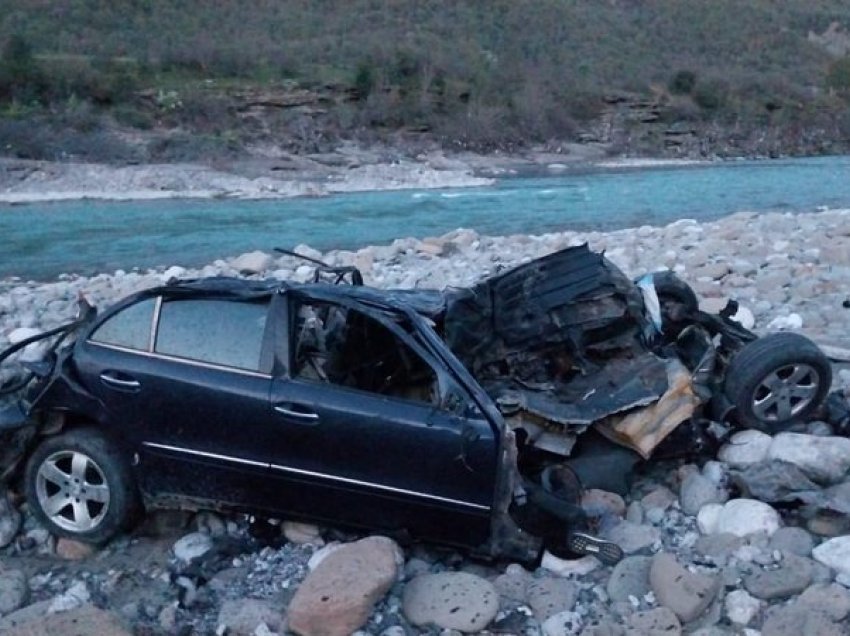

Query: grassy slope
[[1, 1, 850, 159]]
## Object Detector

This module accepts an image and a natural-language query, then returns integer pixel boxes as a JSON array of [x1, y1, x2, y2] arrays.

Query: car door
[[75, 294, 281, 509], [266, 292, 498, 546]]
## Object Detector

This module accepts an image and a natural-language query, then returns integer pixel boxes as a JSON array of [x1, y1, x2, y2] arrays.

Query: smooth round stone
[[402, 572, 498, 633], [714, 499, 781, 538]]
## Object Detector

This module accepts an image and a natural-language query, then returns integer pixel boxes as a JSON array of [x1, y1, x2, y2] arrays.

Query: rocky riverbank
[[0, 142, 624, 204], [1, 209, 850, 635]]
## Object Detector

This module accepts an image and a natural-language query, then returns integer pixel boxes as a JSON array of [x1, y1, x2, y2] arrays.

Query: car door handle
[[99, 372, 141, 392], [273, 403, 320, 424]]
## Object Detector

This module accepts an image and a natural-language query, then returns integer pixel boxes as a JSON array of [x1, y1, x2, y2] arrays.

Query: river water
[[2, 155, 850, 281]]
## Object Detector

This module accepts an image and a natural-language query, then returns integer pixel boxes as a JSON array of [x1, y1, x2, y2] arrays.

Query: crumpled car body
[[0, 245, 834, 562]]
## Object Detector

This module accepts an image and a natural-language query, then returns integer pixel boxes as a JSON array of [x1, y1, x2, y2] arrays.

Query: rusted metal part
[[595, 359, 702, 458]]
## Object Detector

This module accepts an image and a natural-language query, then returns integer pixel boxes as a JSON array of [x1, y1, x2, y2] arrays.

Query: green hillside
[[2, 0, 850, 160]]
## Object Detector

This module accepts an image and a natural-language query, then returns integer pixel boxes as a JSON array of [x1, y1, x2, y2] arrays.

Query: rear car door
[[267, 292, 498, 547], [75, 294, 282, 509]]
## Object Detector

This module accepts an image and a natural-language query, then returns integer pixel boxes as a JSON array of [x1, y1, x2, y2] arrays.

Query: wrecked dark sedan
[[0, 245, 834, 565]]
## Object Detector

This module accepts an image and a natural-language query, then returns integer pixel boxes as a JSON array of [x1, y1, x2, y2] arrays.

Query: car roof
[[105, 276, 449, 320]]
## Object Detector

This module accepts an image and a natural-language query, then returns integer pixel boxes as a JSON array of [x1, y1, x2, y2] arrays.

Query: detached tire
[[25, 428, 139, 544], [724, 332, 832, 431]]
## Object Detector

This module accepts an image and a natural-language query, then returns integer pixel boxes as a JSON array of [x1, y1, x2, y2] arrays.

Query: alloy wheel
[[35, 450, 110, 533], [751, 363, 820, 423]]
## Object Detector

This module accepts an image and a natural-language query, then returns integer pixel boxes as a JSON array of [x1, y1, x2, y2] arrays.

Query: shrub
[[669, 70, 697, 95], [353, 62, 375, 101], [693, 78, 728, 111], [0, 35, 46, 103], [827, 57, 850, 95], [111, 104, 154, 129]]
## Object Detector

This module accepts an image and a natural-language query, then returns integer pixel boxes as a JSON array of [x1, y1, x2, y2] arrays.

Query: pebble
[[724, 589, 761, 625], [742, 553, 814, 600], [581, 489, 626, 518], [649, 552, 720, 623], [402, 572, 498, 633], [0, 569, 28, 615], [282, 521, 324, 546], [768, 526, 814, 557], [760, 601, 845, 636], [172, 532, 214, 562], [526, 577, 578, 622], [606, 556, 652, 603], [717, 430, 772, 468], [713, 499, 781, 538], [679, 473, 727, 516], [812, 535, 850, 578], [541, 610, 584, 636], [798, 582, 850, 620], [47, 580, 90, 614], [216, 598, 282, 635], [623, 607, 681, 635], [601, 520, 661, 554]]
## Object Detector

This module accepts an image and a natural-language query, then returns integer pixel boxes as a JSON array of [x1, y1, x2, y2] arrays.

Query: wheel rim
[[35, 450, 110, 533], [751, 363, 820, 423]]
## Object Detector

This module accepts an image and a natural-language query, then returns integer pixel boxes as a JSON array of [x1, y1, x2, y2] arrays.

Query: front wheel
[[25, 428, 140, 544], [724, 333, 832, 431]]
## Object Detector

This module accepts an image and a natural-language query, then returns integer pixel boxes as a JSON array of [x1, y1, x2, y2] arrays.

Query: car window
[[155, 299, 269, 371], [89, 298, 156, 351], [293, 301, 439, 406]]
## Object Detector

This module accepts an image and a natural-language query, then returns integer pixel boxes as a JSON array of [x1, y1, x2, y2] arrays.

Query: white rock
[[231, 251, 275, 274], [814, 536, 850, 579], [725, 589, 762, 625], [161, 265, 186, 280], [718, 430, 772, 468], [702, 461, 726, 484], [715, 499, 781, 538], [767, 313, 803, 330], [47, 581, 90, 614], [540, 552, 600, 577], [294, 265, 313, 281], [292, 244, 324, 262], [731, 305, 755, 329], [172, 532, 213, 562], [767, 433, 850, 484]]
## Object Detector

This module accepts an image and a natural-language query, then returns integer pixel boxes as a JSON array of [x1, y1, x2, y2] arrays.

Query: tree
[[0, 34, 45, 103]]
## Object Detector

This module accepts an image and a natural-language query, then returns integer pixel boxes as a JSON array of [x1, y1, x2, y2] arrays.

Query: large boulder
[[767, 433, 850, 484], [287, 536, 402, 636]]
